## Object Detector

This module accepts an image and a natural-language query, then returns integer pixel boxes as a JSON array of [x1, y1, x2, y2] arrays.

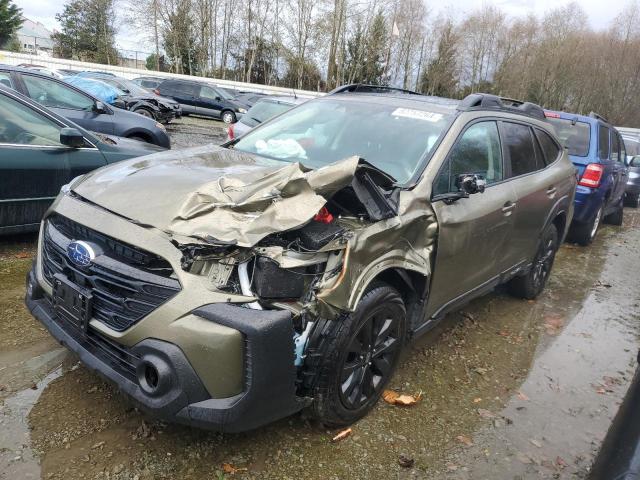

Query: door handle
[[546, 186, 557, 197], [501, 201, 516, 215]]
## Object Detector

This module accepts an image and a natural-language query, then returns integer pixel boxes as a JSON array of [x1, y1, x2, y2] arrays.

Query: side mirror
[[60, 127, 86, 148], [112, 99, 127, 109], [456, 174, 487, 195], [215, 96, 221, 101], [631, 156, 640, 167], [94, 101, 107, 113]]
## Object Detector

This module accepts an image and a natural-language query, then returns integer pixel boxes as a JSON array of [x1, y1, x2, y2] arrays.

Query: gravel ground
[[0, 119, 639, 479]]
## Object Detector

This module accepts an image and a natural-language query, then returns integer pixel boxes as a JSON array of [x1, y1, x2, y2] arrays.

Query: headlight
[[155, 122, 166, 131], [238, 108, 247, 114]]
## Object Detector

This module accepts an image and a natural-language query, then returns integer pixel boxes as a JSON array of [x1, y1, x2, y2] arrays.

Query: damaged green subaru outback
[[26, 85, 577, 432]]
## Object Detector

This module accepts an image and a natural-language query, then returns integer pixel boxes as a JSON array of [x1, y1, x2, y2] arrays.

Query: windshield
[[241, 100, 294, 127], [116, 79, 149, 96], [234, 98, 453, 183], [547, 117, 591, 157]]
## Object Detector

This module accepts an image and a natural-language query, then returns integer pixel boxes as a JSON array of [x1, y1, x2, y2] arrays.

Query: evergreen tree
[[419, 21, 459, 97], [0, 0, 22, 48], [53, 0, 118, 64], [362, 11, 387, 85]]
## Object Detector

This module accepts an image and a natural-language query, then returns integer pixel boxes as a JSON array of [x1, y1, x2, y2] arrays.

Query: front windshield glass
[[233, 98, 453, 183]]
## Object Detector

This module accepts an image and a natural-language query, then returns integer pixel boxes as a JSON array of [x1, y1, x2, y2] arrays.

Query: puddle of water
[[0, 367, 63, 480]]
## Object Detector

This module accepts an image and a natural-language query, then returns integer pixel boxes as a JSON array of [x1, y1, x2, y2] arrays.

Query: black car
[[79, 73, 182, 123], [0, 84, 164, 234], [156, 79, 248, 123], [0, 66, 170, 148]]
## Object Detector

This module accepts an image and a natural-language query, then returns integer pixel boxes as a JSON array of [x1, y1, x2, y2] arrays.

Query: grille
[[42, 215, 181, 332], [43, 297, 139, 380]]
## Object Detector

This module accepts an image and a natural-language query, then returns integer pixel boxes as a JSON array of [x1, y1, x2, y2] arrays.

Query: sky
[[14, 0, 626, 52]]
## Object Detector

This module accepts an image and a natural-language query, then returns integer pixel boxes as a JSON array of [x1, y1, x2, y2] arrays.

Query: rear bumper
[[25, 267, 306, 432]]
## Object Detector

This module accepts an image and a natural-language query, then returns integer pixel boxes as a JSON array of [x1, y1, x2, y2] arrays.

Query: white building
[[17, 17, 54, 56]]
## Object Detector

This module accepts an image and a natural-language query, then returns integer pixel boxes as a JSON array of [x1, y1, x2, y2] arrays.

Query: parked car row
[[0, 65, 170, 148]]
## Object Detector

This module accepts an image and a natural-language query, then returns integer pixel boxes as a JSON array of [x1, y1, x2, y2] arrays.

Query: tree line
[[20, 0, 640, 126]]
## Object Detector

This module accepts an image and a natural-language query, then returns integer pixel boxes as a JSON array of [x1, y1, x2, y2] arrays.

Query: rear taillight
[[579, 163, 604, 188], [544, 111, 561, 118], [227, 124, 234, 141], [153, 88, 160, 95]]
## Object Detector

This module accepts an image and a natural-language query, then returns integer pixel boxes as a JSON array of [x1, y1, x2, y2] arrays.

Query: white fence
[[0, 50, 322, 98]]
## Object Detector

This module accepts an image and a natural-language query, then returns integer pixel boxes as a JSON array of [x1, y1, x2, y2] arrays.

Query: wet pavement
[[0, 120, 639, 479]]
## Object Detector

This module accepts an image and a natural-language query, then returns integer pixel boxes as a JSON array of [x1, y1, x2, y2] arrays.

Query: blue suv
[[545, 111, 627, 245]]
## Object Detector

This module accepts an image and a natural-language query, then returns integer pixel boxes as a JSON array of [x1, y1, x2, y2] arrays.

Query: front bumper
[[26, 267, 306, 432]]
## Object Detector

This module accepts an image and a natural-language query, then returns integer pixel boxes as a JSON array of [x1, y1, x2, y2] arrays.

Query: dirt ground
[[1, 116, 639, 479]]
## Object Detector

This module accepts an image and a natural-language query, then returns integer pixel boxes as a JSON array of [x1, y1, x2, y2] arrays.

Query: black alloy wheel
[[339, 306, 402, 410]]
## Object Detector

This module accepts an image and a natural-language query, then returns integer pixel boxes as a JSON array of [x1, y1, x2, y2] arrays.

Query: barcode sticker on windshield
[[392, 108, 443, 122]]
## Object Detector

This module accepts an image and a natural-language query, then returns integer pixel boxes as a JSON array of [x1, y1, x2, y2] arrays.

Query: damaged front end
[[162, 153, 434, 369]]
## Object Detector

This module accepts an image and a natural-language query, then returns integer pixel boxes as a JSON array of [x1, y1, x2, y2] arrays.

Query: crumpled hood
[[72, 144, 361, 247]]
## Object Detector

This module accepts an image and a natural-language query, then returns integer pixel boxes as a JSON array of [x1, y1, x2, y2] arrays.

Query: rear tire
[[604, 198, 624, 226], [569, 204, 603, 246], [303, 284, 406, 428], [508, 223, 558, 300]]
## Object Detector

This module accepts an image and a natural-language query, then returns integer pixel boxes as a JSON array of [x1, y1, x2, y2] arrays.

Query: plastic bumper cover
[[25, 267, 306, 432]]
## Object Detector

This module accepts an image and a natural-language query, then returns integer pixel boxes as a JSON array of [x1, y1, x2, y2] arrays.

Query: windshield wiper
[[250, 116, 262, 124]]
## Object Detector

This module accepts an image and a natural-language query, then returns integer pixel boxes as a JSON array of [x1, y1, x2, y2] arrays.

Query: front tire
[[135, 108, 155, 119], [508, 223, 558, 300], [303, 284, 406, 428], [221, 110, 236, 124]]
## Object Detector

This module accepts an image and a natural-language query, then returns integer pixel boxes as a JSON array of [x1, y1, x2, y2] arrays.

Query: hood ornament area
[[66, 241, 96, 267]]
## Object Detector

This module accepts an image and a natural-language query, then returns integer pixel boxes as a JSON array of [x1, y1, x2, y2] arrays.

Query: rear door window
[[502, 122, 542, 177], [535, 129, 562, 165], [598, 125, 610, 160]]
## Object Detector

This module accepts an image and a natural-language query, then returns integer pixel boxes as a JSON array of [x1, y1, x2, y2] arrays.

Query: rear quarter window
[[535, 128, 562, 165], [598, 125, 610, 160]]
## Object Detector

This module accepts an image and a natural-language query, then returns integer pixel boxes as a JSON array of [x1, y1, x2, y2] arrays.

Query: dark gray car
[[621, 134, 640, 207], [0, 66, 170, 148]]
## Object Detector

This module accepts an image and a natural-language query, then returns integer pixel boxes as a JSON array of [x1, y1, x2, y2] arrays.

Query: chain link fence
[[15, 35, 152, 70]]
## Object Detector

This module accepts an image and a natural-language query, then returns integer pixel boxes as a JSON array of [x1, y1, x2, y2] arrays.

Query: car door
[[165, 81, 197, 114], [17, 73, 116, 135], [195, 85, 223, 118], [0, 89, 106, 231], [610, 130, 628, 204], [499, 121, 555, 264], [427, 120, 517, 318]]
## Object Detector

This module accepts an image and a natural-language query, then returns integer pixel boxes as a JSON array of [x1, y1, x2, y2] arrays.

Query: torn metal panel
[[314, 193, 438, 318]]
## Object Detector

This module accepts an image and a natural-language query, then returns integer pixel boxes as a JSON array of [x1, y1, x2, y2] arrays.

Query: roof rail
[[589, 111, 609, 123], [458, 93, 546, 120], [329, 84, 422, 96]]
